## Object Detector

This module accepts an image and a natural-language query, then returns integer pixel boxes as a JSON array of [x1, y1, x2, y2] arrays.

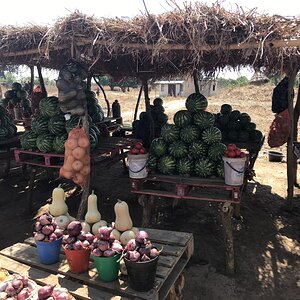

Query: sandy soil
[[0, 84, 299, 299]]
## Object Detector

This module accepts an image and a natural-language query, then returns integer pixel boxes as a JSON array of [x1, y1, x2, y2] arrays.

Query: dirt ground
[[0, 84, 300, 299]]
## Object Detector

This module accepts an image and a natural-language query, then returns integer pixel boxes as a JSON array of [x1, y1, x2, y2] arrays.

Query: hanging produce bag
[[59, 127, 90, 186], [56, 59, 88, 116], [267, 109, 291, 148]]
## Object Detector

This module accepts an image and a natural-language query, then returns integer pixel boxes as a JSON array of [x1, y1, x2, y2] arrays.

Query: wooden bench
[[0, 228, 194, 300]]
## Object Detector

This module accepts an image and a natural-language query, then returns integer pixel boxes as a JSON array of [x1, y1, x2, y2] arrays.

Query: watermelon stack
[[0, 106, 18, 140], [20, 94, 103, 153], [215, 104, 263, 143], [148, 92, 226, 178]]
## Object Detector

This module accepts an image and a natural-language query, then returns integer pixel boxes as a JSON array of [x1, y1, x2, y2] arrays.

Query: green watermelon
[[65, 115, 80, 133], [20, 131, 38, 150], [4, 90, 16, 99], [185, 93, 208, 112], [0, 98, 9, 107], [161, 124, 180, 143], [151, 138, 167, 157], [153, 98, 163, 106], [208, 143, 227, 161], [6, 125, 17, 137], [177, 157, 193, 175], [156, 113, 168, 125], [218, 114, 230, 128], [220, 104, 232, 115], [39, 96, 60, 118], [168, 140, 188, 158], [244, 122, 256, 132], [250, 130, 263, 142], [238, 130, 250, 142], [189, 141, 207, 159], [147, 155, 158, 170], [0, 128, 7, 140], [180, 125, 199, 143], [36, 133, 54, 152], [158, 155, 176, 175], [48, 115, 66, 135], [53, 133, 68, 153], [202, 127, 222, 144], [31, 116, 49, 134], [154, 105, 165, 114], [215, 161, 225, 178], [229, 110, 241, 121], [16, 90, 28, 100], [227, 120, 239, 130], [11, 82, 22, 91], [194, 158, 214, 178], [193, 111, 215, 129], [173, 110, 193, 128], [239, 113, 251, 125], [227, 130, 238, 141], [89, 128, 99, 150]]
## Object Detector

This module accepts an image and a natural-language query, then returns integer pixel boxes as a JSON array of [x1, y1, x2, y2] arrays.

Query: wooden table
[[0, 228, 194, 300], [13, 137, 139, 212], [130, 174, 244, 274]]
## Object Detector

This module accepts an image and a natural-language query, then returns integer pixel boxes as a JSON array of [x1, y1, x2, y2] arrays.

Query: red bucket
[[64, 248, 91, 273]]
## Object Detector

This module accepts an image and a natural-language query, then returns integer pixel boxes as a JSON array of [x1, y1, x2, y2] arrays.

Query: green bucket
[[93, 253, 121, 282]]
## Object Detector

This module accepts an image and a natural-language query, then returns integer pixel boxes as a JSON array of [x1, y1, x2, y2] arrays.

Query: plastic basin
[[268, 150, 284, 162]]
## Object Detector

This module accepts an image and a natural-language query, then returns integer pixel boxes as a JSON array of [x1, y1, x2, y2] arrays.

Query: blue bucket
[[36, 237, 62, 264]]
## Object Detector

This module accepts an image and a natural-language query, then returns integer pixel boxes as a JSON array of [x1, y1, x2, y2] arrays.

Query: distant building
[[154, 76, 217, 97]]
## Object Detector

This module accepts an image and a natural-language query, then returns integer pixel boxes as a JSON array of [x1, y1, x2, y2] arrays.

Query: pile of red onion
[[38, 285, 71, 300], [124, 230, 161, 262], [62, 221, 94, 250], [0, 275, 34, 300], [91, 226, 123, 257], [34, 213, 63, 242]]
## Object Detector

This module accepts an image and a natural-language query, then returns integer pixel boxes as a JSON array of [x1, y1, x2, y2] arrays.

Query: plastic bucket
[[124, 256, 159, 292], [127, 153, 149, 179], [64, 248, 91, 273], [35, 238, 62, 265], [93, 253, 121, 282], [223, 156, 246, 186]]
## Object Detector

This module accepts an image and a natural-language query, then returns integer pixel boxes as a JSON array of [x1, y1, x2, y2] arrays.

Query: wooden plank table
[[130, 174, 243, 274], [0, 228, 194, 300]]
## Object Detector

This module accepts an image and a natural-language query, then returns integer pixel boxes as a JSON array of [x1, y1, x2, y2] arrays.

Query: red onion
[[98, 240, 110, 252], [111, 242, 123, 253], [41, 224, 55, 236], [82, 240, 90, 248], [135, 230, 148, 244], [43, 235, 50, 242], [64, 244, 74, 250], [38, 285, 55, 299], [17, 287, 31, 300], [49, 233, 57, 242], [74, 240, 84, 250], [85, 233, 94, 243], [38, 214, 52, 225], [77, 231, 87, 241], [12, 279, 23, 293], [125, 239, 136, 251], [128, 250, 140, 262], [55, 291, 69, 300], [54, 228, 63, 239], [138, 244, 151, 256], [150, 247, 160, 258], [103, 249, 115, 257], [5, 283, 17, 296], [67, 221, 82, 237], [34, 232, 45, 241], [35, 222, 43, 232], [92, 248, 103, 257], [141, 254, 151, 262], [99, 226, 113, 240], [19, 275, 29, 286], [65, 235, 76, 245]]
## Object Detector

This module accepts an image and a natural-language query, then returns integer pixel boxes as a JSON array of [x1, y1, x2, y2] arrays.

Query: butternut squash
[[85, 191, 101, 224], [114, 200, 133, 232], [49, 185, 68, 217]]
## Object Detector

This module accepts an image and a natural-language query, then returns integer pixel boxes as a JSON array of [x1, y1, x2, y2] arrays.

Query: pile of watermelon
[[215, 104, 263, 143], [20, 92, 103, 153], [0, 106, 18, 140], [132, 97, 168, 148], [0, 82, 31, 116], [148, 93, 226, 178]]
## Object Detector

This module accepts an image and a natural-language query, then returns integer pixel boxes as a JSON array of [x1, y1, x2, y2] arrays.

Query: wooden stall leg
[[219, 202, 235, 274], [166, 273, 185, 300], [27, 167, 37, 213], [138, 195, 154, 227]]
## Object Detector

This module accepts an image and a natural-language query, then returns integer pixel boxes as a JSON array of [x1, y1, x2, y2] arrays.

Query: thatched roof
[[0, 1, 300, 79]]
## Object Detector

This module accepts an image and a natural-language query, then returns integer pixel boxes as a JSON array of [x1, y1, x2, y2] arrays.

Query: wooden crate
[[0, 228, 194, 300]]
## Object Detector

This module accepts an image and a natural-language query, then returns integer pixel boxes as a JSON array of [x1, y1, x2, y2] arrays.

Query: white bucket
[[127, 153, 149, 179], [223, 156, 246, 186]]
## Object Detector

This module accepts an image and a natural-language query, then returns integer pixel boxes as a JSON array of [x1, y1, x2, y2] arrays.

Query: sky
[[3, 0, 299, 79]]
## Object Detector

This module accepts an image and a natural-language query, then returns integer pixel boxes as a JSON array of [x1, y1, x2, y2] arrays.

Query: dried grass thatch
[[0, 1, 299, 78]]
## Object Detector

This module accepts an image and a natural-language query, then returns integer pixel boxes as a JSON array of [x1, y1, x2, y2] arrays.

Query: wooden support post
[[293, 82, 300, 187], [36, 64, 47, 98], [29, 66, 34, 95], [219, 203, 234, 274], [77, 111, 91, 220], [193, 69, 200, 93], [93, 76, 110, 117], [138, 194, 154, 227], [134, 85, 143, 121], [286, 68, 298, 210]]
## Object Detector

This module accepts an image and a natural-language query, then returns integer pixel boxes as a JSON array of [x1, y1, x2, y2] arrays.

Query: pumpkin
[[120, 230, 135, 246], [85, 191, 101, 224], [111, 228, 121, 241], [49, 185, 68, 217], [131, 227, 139, 237], [114, 200, 133, 232], [81, 221, 91, 233]]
